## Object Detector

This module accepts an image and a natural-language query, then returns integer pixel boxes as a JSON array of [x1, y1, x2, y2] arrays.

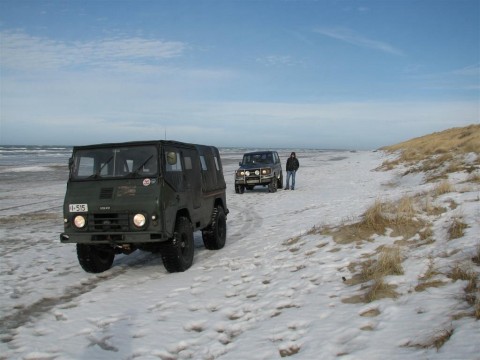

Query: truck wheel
[[161, 216, 194, 273], [268, 178, 277, 193], [202, 206, 226, 250], [76, 244, 115, 273]]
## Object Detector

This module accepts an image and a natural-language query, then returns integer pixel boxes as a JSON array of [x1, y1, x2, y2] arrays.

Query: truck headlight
[[73, 215, 86, 228], [245, 171, 250, 176], [133, 213, 146, 228], [255, 170, 260, 175], [262, 168, 271, 175]]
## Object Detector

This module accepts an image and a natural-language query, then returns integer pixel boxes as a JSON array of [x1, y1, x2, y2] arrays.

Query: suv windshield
[[242, 152, 273, 165], [71, 145, 158, 180]]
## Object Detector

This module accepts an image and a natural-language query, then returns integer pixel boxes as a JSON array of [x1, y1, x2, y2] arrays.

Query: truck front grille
[[99, 187, 114, 199], [88, 213, 130, 231]]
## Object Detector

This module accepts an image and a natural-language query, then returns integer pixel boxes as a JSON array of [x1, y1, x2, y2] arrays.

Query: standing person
[[285, 152, 299, 190]]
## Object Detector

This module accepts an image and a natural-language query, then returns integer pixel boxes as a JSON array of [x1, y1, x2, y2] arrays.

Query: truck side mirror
[[167, 151, 177, 165]]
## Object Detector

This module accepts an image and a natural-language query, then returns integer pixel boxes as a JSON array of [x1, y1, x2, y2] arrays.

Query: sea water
[[0, 145, 72, 185]]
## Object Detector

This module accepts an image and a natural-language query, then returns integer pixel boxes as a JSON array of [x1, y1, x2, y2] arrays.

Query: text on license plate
[[69, 204, 88, 212]]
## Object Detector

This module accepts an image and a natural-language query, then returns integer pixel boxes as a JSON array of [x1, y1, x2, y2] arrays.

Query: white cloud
[[452, 64, 480, 77], [407, 63, 480, 91], [255, 55, 302, 67], [2, 96, 477, 149], [0, 30, 187, 71], [314, 27, 405, 56]]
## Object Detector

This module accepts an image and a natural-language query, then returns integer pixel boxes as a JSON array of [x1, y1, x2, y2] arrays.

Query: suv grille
[[88, 213, 130, 231]]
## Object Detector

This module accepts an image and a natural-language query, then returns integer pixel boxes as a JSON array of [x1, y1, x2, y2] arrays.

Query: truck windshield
[[71, 145, 158, 180]]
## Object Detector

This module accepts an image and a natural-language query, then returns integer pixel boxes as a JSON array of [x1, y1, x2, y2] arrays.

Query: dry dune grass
[[433, 180, 455, 196], [447, 264, 479, 319], [341, 246, 402, 303], [378, 124, 480, 181], [326, 125, 480, 321], [448, 214, 468, 240], [405, 327, 454, 351], [381, 124, 480, 159], [325, 195, 426, 245]]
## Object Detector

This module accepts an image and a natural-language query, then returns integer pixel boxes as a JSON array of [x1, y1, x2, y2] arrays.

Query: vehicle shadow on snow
[[110, 232, 217, 273]]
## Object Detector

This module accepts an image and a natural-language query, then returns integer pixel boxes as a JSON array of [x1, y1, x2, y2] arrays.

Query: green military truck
[[60, 140, 228, 274]]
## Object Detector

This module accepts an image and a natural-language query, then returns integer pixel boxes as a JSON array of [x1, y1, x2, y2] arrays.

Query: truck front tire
[[161, 216, 194, 273]]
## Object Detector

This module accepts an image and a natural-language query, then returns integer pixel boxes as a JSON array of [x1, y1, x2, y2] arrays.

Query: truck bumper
[[60, 231, 167, 244]]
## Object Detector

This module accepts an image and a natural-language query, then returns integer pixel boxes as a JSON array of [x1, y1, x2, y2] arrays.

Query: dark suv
[[234, 151, 283, 193], [60, 140, 228, 274]]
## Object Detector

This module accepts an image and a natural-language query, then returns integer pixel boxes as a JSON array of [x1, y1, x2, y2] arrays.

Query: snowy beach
[[1, 146, 479, 359]]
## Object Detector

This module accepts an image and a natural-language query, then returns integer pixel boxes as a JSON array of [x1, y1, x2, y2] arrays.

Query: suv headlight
[[73, 215, 86, 228], [236, 170, 245, 176], [262, 168, 272, 175], [133, 213, 146, 228]]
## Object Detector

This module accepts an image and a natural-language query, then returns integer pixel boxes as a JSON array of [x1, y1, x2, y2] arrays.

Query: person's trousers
[[286, 170, 296, 189]]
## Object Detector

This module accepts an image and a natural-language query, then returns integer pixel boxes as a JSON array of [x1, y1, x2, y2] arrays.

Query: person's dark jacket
[[286, 156, 299, 172]]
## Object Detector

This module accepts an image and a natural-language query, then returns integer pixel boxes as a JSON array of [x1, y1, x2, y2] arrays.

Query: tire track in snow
[[226, 203, 263, 243], [0, 250, 164, 346], [0, 267, 128, 344]]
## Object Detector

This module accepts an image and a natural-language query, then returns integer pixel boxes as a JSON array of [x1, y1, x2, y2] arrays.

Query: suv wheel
[[268, 177, 277, 193], [161, 216, 194, 272], [202, 206, 226, 250], [278, 173, 283, 189], [76, 244, 115, 273]]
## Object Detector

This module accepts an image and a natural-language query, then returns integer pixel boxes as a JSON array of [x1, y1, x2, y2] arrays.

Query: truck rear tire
[[161, 216, 194, 272], [77, 244, 115, 273], [202, 206, 226, 250]]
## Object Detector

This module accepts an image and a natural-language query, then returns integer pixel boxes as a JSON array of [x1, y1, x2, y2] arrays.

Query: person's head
[[290, 152, 296, 157]]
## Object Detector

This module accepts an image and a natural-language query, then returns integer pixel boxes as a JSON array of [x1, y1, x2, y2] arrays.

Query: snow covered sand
[[1, 149, 479, 359]]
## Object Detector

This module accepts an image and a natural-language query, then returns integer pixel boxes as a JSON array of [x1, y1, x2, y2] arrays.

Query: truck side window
[[184, 156, 193, 170], [214, 156, 220, 171], [200, 155, 207, 171], [77, 157, 94, 177]]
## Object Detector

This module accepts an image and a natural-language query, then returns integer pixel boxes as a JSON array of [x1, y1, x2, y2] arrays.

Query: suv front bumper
[[235, 174, 275, 186]]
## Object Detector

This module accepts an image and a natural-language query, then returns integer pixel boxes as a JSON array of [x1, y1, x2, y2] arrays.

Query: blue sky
[[0, 0, 478, 149]]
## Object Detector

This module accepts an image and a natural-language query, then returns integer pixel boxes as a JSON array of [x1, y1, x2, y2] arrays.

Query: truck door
[[183, 148, 202, 209], [164, 147, 184, 191]]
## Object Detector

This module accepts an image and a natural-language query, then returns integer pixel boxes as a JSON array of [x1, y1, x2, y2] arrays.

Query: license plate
[[69, 204, 88, 212]]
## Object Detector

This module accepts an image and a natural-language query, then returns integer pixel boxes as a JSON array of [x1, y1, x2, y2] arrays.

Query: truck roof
[[73, 140, 219, 152]]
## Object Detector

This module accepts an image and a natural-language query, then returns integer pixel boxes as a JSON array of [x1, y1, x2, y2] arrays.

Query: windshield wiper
[[129, 155, 153, 177], [88, 156, 113, 179]]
